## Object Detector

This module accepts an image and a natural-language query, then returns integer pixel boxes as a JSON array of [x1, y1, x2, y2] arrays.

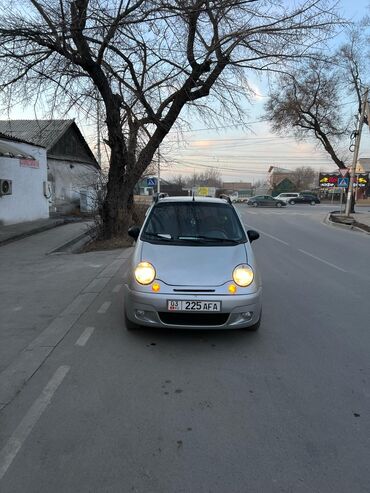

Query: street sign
[[146, 177, 157, 186], [337, 177, 349, 188], [339, 169, 348, 177]]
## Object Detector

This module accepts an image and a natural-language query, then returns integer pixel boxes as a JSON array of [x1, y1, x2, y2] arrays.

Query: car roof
[[155, 196, 231, 205]]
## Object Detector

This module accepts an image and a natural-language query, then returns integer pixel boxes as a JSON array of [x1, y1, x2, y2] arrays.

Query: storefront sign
[[319, 172, 369, 188], [20, 159, 39, 169]]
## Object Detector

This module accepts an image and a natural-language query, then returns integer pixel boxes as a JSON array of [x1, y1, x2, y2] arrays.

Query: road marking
[[257, 230, 290, 246], [112, 284, 122, 293], [75, 327, 95, 347], [0, 366, 70, 481], [97, 301, 111, 314], [298, 249, 347, 272]]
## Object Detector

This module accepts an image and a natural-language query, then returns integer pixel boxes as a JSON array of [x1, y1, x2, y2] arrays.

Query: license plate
[[167, 300, 221, 312]]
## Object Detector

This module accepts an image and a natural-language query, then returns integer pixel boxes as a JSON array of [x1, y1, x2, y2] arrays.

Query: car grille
[[158, 312, 229, 326], [173, 289, 215, 293]]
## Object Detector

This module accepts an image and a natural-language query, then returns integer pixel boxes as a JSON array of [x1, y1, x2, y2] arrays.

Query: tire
[[252, 202, 258, 207], [310, 200, 316, 205], [276, 202, 282, 208], [289, 200, 295, 205], [124, 310, 140, 331]]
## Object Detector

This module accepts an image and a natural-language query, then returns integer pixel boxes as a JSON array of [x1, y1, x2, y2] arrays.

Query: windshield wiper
[[178, 235, 239, 244], [143, 232, 174, 241]]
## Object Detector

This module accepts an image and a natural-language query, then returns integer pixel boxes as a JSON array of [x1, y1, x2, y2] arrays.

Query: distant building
[[268, 166, 297, 195], [356, 158, 370, 173], [0, 120, 100, 214], [0, 133, 49, 225], [222, 182, 252, 192], [135, 177, 188, 197]]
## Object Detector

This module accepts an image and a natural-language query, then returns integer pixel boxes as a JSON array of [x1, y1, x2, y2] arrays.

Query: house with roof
[[0, 133, 49, 225], [0, 120, 100, 214], [268, 166, 297, 195]]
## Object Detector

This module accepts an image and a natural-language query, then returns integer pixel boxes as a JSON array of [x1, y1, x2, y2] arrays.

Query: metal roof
[[0, 120, 72, 149], [0, 120, 99, 168]]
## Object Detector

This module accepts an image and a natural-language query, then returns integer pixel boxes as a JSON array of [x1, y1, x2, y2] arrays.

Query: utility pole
[[157, 147, 161, 194], [96, 91, 102, 168], [345, 87, 369, 216]]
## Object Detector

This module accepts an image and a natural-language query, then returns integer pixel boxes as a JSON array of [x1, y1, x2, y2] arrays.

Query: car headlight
[[232, 264, 254, 287], [134, 262, 156, 285]]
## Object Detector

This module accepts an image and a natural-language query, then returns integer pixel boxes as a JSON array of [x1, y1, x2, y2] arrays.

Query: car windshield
[[141, 201, 246, 245]]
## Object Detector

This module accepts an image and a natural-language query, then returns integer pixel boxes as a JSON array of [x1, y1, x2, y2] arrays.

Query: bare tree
[[292, 166, 317, 190], [0, 0, 340, 238], [265, 61, 349, 169], [265, 29, 369, 172]]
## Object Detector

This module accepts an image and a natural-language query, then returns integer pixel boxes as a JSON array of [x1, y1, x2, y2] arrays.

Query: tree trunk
[[101, 152, 135, 238], [98, 91, 138, 239]]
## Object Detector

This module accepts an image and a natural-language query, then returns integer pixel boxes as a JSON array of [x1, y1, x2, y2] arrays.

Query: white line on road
[[257, 230, 290, 246], [0, 365, 70, 481], [97, 301, 111, 314], [112, 284, 122, 293], [298, 249, 347, 272], [75, 327, 95, 347]]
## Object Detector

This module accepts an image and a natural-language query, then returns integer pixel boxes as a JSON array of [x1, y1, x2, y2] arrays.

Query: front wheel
[[289, 200, 295, 205], [252, 202, 258, 207], [310, 200, 316, 205], [276, 202, 282, 208]]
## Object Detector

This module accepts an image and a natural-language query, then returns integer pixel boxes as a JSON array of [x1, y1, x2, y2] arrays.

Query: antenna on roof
[[192, 190, 195, 201]]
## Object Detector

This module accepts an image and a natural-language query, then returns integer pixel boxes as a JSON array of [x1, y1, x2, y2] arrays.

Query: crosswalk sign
[[147, 177, 157, 186], [337, 177, 349, 187]]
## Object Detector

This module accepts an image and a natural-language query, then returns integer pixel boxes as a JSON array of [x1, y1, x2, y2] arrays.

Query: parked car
[[124, 196, 262, 331], [288, 193, 320, 205], [246, 195, 287, 208], [274, 192, 300, 203]]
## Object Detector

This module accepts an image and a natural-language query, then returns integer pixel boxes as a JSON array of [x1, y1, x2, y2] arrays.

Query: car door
[[264, 196, 275, 207]]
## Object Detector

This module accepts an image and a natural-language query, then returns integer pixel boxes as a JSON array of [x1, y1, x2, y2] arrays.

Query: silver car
[[123, 196, 262, 331]]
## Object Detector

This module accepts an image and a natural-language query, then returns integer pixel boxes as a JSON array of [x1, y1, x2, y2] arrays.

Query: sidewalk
[[0, 217, 83, 246], [328, 206, 370, 233]]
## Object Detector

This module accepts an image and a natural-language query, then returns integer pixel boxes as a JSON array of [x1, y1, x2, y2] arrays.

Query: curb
[[0, 219, 67, 247], [48, 229, 92, 254], [324, 213, 370, 235]]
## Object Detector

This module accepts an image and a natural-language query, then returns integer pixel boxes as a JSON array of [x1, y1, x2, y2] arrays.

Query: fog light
[[241, 311, 253, 321], [136, 310, 145, 317], [228, 284, 237, 294], [152, 283, 160, 292]]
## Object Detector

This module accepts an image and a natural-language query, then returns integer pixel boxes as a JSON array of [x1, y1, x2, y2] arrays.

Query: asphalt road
[[0, 205, 369, 492]]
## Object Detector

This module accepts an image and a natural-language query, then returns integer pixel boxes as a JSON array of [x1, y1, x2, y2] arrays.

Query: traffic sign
[[339, 169, 348, 177], [337, 177, 349, 187], [147, 177, 157, 186]]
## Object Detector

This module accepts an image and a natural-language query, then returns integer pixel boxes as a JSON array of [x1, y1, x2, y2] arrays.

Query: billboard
[[319, 173, 369, 188], [319, 173, 339, 188], [192, 186, 216, 197]]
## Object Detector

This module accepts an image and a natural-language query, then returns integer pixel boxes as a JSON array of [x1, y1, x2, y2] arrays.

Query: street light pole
[[345, 87, 369, 216]]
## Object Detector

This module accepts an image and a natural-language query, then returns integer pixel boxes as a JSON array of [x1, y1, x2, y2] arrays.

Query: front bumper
[[123, 285, 262, 329]]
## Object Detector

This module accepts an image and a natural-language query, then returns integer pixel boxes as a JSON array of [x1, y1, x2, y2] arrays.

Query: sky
[[4, 0, 370, 185], [159, 0, 370, 185]]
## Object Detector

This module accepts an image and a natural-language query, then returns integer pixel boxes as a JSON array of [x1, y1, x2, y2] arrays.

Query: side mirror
[[247, 229, 260, 243], [128, 226, 140, 241]]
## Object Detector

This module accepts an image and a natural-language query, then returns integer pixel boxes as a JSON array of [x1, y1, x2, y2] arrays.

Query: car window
[[141, 202, 247, 245]]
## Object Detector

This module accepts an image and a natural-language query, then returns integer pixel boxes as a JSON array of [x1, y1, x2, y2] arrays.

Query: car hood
[[140, 242, 248, 286]]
